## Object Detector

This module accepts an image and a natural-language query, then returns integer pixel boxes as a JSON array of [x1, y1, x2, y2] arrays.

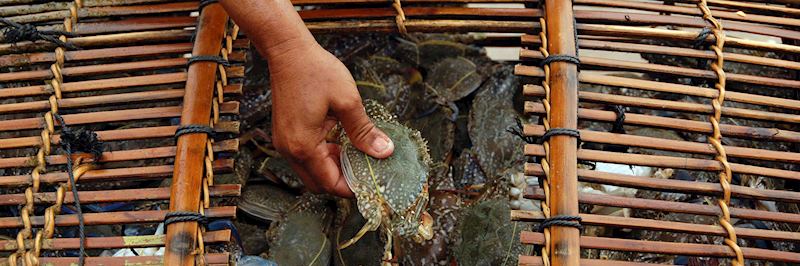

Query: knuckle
[[276, 137, 312, 161], [336, 96, 363, 113]]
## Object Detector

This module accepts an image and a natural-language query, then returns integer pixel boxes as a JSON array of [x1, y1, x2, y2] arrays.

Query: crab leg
[[338, 213, 381, 249], [381, 227, 394, 266]]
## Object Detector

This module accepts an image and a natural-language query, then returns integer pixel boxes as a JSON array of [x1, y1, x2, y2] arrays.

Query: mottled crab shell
[[340, 100, 432, 238], [454, 199, 527, 266], [268, 194, 333, 266], [237, 184, 297, 222]]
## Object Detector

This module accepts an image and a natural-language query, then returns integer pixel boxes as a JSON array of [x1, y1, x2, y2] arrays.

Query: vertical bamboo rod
[[543, 0, 580, 265], [163, 3, 228, 266]]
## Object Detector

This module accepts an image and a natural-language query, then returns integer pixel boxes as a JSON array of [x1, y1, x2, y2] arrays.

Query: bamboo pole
[[0, 138, 238, 169], [524, 85, 800, 124], [37, 253, 229, 266], [513, 211, 800, 242], [523, 188, 800, 225], [0, 66, 244, 99], [523, 162, 800, 204], [577, 24, 800, 54], [524, 144, 800, 181], [0, 121, 238, 150], [519, 256, 662, 266], [0, 230, 230, 251], [519, 50, 800, 90], [0, 206, 235, 229], [0, 40, 248, 67], [541, 0, 580, 265], [0, 185, 240, 206], [574, 0, 800, 28], [0, 159, 234, 187], [0, 102, 238, 132], [524, 124, 800, 164], [519, 232, 800, 263], [0, 53, 244, 82], [164, 3, 227, 265], [0, 85, 241, 115]]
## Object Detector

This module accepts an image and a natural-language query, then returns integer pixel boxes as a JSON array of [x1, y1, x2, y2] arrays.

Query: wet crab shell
[[238, 184, 297, 222], [453, 199, 528, 266], [340, 100, 432, 239], [267, 194, 334, 266]]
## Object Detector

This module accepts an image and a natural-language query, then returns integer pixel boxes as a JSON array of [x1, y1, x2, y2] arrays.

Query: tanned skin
[[220, 0, 395, 198]]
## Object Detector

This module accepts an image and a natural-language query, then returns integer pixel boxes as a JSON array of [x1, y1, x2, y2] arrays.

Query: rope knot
[[60, 127, 103, 160], [0, 18, 79, 49]]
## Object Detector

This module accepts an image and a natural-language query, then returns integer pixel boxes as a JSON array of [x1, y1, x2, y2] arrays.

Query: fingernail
[[372, 137, 393, 153]]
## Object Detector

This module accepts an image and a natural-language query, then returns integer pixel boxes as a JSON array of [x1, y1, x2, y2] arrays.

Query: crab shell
[[340, 100, 434, 242]]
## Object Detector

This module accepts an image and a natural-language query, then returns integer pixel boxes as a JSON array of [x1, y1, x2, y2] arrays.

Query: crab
[[399, 176, 464, 266], [452, 177, 530, 266], [337, 100, 434, 264], [238, 185, 333, 266], [350, 55, 421, 119]]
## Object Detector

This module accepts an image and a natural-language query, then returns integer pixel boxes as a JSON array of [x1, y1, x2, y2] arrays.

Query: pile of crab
[[235, 34, 537, 265]]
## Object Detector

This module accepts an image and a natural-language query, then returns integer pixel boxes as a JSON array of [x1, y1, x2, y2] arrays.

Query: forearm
[[219, 0, 316, 59]]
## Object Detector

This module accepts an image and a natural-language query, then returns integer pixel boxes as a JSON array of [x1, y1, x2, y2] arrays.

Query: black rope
[[0, 18, 78, 49], [174, 124, 215, 139], [540, 54, 580, 68], [610, 105, 626, 134], [199, 0, 219, 11], [538, 215, 583, 232], [693, 27, 712, 49], [164, 211, 208, 226], [54, 114, 103, 266], [537, 128, 580, 145], [186, 55, 230, 67], [506, 118, 537, 144]]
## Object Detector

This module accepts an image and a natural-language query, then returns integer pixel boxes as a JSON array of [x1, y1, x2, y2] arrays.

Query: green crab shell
[[340, 119, 431, 216]]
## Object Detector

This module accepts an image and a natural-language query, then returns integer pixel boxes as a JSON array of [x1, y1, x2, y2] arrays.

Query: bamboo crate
[[0, 0, 798, 265]]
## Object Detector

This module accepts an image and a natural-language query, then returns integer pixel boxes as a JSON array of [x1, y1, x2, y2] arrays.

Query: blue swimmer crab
[[238, 185, 333, 266], [338, 100, 434, 264]]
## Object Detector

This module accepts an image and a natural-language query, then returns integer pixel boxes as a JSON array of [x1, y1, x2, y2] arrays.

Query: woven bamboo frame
[[0, 0, 797, 265]]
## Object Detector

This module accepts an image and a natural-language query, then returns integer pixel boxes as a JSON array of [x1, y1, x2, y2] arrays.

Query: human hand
[[267, 39, 395, 198]]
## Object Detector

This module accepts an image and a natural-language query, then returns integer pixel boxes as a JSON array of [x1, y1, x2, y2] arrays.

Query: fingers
[[284, 142, 354, 198], [332, 97, 394, 159]]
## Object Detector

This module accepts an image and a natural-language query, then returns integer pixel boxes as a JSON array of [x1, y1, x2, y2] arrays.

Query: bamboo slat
[[0, 185, 240, 206], [0, 230, 231, 251], [0, 206, 236, 229], [519, 232, 800, 263]]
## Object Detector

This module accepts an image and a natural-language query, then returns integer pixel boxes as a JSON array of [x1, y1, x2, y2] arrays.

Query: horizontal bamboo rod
[[0, 159, 233, 187], [525, 162, 800, 204], [704, 0, 800, 16], [6, 1, 197, 24], [0, 39, 249, 68], [517, 92, 800, 143], [0, 206, 236, 229], [523, 189, 800, 225], [306, 19, 539, 34], [522, 36, 800, 72], [574, 0, 800, 28], [524, 144, 799, 181], [0, 66, 244, 99], [0, 121, 238, 150], [519, 231, 800, 263], [0, 16, 196, 43], [38, 253, 229, 266], [0, 230, 230, 251], [573, 9, 800, 41], [0, 0, 176, 17], [299, 6, 541, 21], [0, 29, 194, 55], [0, 184, 240, 206], [522, 100, 800, 144], [292, 0, 535, 4], [0, 101, 238, 132], [577, 24, 800, 54], [524, 124, 799, 164], [0, 52, 246, 82], [0, 138, 238, 169], [0, 85, 241, 114], [524, 84, 800, 124], [517, 64, 800, 112], [520, 50, 800, 90], [513, 211, 800, 242], [518, 256, 662, 266]]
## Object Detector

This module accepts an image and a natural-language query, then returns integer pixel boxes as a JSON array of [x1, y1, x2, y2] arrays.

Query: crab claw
[[416, 211, 434, 242]]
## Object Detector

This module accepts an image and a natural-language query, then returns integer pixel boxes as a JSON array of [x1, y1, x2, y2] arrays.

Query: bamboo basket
[[0, 0, 798, 265]]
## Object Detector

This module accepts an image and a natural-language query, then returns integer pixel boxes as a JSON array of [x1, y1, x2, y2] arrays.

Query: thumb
[[333, 99, 394, 159]]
